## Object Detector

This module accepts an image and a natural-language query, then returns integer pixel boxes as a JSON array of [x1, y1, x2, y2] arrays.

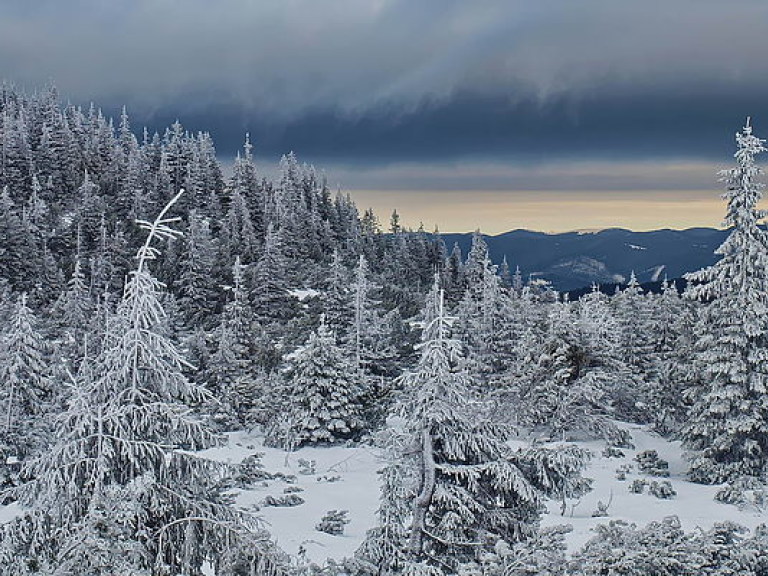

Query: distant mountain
[[441, 228, 728, 292]]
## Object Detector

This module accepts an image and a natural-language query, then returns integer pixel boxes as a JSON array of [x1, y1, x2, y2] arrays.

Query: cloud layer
[[2, 1, 767, 183]]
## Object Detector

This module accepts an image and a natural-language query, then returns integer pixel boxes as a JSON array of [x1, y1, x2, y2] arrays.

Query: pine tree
[[321, 248, 354, 340], [646, 279, 696, 434], [52, 255, 93, 363], [394, 278, 561, 573], [209, 256, 263, 426], [276, 316, 364, 448], [178, 210, 219, 328], [515, 294, 630, 445], [0, 293, 49, 459], [456, 231, 511, 381], [350, 255, 381, 369], [682, 118, 768, 484], [0, 187, 36, 292], [0, 191, 286, 575], [248, 223, 297, 330]]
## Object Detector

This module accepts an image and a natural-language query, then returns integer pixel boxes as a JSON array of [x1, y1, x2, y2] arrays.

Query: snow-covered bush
[[572, 516, 768, 575], [316, 510, 350, 536], [235, 453, 272, 488], [648, 480, 676, 499], [715, 476, 768, 509], [271, 316, 364, 448], [634, 450, 670, 477]]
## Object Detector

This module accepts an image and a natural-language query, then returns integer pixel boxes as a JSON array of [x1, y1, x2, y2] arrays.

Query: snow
[[290, 288, 320, 301], [627, 243, 647, 251], [0, 502, 23, 525], [197, 423, 768, 565], [199, 431, 382, 564], [4, 423, 766, 566], [650, 264, 666, 281], [539, 423, 768, 551]]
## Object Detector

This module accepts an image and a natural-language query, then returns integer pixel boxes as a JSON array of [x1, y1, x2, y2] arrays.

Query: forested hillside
[[1, 86, 767, 575]]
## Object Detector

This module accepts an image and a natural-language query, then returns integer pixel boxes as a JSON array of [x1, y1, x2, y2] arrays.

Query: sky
[[1, 0, 767, 233]]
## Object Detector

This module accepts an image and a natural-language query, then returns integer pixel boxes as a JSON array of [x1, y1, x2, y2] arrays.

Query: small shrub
[[298, 458, 316, 475], [648, 480, 676, 499], [634, 450, 670, 477], [715, 477, 768, 509], [603, 446, 625, 459], [316, 510, 350, 535], [235, 453, 273, 488], [615, 464, 633, 481], [263, 494, 305, 507]]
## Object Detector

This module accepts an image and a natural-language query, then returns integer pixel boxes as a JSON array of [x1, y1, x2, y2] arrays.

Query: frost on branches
[[0, 191, 286, 576], [683, 119, 768, 484], [359, 277, 589, 575], [271, 315, 364, 448]]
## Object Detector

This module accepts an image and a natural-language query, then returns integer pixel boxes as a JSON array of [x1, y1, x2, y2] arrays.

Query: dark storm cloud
[[157, 90, 759, 162], [1, 0, 767, 165]]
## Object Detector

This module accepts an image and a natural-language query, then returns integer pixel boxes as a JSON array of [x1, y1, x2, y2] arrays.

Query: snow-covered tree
[[178, 210, 218, 328], [513, 293, 631, 446], [52, 255, 93, 362], [682, 119, 768, 484], [0, 293, 49, 460], [0, 191, 285, 575], [456, 230, 515, 382], [248, 223, 297, 330], [350, 255, 382, 369], [208, 256, 266, 426], [390, 278, 588, 573], [645, 279, 697, 434], [275, 316, 364, 448]]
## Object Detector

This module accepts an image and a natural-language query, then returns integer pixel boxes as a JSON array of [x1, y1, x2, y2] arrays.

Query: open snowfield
[[195, 423, 768, 565], [2, 423, 765, 566], [539, 423, 768, 551], [200, 431, 383, 564]]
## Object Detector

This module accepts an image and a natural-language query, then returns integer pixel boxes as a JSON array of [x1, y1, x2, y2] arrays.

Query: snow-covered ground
[[3, 424, 766, 566], [539, 423, 767, 551], [200, 431, 382, 564], [201, 424, 768, 564]]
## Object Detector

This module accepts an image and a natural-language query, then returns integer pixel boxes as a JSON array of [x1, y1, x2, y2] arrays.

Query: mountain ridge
[[441, 226, 727, 292]]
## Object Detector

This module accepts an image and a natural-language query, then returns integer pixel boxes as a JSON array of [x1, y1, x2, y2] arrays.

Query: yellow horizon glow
[[347, 189, 730, 234]]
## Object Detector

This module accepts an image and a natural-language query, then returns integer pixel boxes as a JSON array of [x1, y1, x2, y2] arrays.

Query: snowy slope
[[199, 424, 768, 564], [539, 423, 768, 551], [200, 431, 382, 564], [4, 424, 766, 565]]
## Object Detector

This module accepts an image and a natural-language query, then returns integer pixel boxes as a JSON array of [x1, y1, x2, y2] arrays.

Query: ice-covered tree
[[0, 293, 49, 460], [248, 223, 297, 330], [274, 316, 364, 448], [391, 278, 588, 573], [0, 191, 285, 575], [456, 230, 514, 381], [208, 256, 267, 426], [178, 210, 218, 328], [52, 255, 93, 362], [350, 254, 382, 369], [513, 293, 631, 445], [645, 279, 697, 434], [682, 119, 768, 484], [355, 430, 413, 575]]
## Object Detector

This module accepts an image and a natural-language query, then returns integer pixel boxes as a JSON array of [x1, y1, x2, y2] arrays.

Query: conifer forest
[[1, 85, 768, 575]]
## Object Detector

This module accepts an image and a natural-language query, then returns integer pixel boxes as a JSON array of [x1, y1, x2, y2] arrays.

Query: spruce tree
[[0, 293, 49, 459], [0, 191, 285, 575], [392, 278, 583, 574], [683, 119, 768, 484], [277, 316, 364, 447], [178, 210, 219, 328]]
